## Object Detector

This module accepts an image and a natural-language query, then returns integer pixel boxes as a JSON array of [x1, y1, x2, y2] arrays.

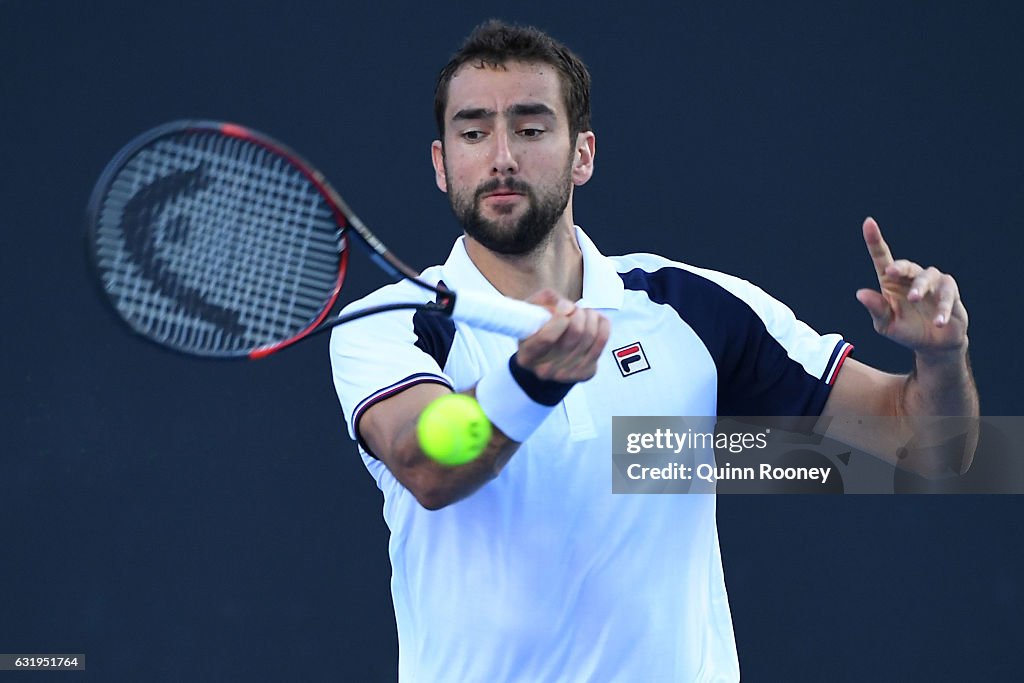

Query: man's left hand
[[855, 217, 969, 358]]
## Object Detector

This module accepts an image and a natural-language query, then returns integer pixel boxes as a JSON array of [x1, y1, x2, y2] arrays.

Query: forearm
[[895, 346, 979, 476], [396, 350, 580, 508], [821, 353, 979, 477], [360, 383, 523, 510], [384, 389, 522, 510], [901, 347, 979, 419]]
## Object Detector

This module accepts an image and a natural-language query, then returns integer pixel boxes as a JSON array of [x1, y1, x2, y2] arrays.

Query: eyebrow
[[451, 102, 558, 122]]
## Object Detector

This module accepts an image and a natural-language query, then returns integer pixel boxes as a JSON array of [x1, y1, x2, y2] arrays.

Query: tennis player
[[330, 20, 978, 681]]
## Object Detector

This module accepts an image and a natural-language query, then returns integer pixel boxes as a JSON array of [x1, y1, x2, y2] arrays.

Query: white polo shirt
[[330, 227, 851, 682]]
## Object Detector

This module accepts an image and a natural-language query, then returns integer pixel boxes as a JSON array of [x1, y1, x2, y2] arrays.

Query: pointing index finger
[[863, 216, 894, 283]]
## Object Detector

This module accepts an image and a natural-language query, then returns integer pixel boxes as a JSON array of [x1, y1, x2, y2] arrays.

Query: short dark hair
[[434, 20, 592, 140]]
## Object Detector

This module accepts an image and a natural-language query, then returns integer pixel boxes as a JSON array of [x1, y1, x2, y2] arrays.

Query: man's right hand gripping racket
[[85, 120, 551, 359]]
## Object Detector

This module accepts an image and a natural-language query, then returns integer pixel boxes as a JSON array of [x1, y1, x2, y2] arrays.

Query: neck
[[464, 220, 584, 302]]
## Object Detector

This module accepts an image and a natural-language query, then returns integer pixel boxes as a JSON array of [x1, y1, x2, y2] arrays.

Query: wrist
[[474, 354, 575, 443], [914, 341, 969, 371]]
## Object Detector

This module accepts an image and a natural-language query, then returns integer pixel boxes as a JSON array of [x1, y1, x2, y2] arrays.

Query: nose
[[491, 128, 518, 176]]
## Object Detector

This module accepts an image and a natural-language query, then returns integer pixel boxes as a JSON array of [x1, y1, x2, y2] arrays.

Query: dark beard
[[449, 171, 572, 257]]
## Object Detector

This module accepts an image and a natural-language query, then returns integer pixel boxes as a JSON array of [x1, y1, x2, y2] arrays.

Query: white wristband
[[475, 356, 564, 443]]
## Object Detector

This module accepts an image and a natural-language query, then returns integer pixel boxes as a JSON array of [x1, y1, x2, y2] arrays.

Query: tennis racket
[[86, 120, 551, 359]]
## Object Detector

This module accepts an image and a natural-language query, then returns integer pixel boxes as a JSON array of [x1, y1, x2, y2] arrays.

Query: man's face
[[432, 61, 589, 256]]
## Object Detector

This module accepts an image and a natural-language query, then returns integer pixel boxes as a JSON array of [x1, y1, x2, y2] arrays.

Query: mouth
[[479, 178, 530, 200]]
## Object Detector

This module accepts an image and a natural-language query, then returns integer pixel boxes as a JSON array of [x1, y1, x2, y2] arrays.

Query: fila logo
[[613, 342, 650, 377]]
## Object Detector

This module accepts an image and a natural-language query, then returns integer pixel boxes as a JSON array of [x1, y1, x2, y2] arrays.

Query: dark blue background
[[2, 1, 1021, 680]]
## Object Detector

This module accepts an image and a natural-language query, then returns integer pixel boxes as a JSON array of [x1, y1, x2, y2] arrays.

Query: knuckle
[[533, 361, 555, 379], [539, 317, 570, 340], [555, 367, 578, 383], [556, 327, 583, 350], [528, 288, 557, 304]]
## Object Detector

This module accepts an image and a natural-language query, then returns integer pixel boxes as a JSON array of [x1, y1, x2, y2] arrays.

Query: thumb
[[856, 288, 892, 330]]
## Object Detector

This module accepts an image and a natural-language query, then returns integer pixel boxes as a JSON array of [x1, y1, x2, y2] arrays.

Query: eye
[[518, 127, 545, 138], [461, 130, 486, 142]]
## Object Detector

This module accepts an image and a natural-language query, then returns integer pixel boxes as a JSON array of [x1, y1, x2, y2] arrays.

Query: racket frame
[[86, 120, 455, 360]]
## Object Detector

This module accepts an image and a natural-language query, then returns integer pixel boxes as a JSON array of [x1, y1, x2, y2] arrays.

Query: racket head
[[86, 120, 350, 359]]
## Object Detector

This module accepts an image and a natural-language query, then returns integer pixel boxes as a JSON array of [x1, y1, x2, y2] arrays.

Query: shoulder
[[607, 251, 831, 359], [329, 263, 450, 363], [609, 252, 777, 312], [329, 262, 465, 372]]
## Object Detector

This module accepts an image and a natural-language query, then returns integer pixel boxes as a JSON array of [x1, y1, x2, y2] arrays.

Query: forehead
[[445, 60, 565, 118]]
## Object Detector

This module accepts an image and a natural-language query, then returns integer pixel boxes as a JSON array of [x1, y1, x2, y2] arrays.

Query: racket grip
[[450, 290, 551, 339]]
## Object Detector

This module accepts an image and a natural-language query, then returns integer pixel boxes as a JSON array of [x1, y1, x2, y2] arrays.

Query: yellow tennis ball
[[417, 394, 492, 466]]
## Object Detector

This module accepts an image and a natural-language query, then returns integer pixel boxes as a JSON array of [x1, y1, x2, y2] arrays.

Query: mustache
[[474, 178, 532, 198]]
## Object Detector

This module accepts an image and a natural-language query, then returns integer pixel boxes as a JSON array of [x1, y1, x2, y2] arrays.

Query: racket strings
[[93, 130, 343, 355]]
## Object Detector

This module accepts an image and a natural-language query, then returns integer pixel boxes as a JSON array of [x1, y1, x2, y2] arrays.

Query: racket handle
[[450, 290, 552, 339]]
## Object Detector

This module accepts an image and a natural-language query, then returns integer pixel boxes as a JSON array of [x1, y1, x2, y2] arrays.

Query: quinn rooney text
[[626, 462, 833, 484]]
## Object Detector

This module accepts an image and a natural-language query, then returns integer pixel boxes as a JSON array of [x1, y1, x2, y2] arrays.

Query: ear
[[431, 140, 448, 193], [571, 131, 596, 186]]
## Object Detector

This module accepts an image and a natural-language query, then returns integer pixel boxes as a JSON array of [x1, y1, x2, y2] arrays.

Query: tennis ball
[[417, 394, 492, 466]]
